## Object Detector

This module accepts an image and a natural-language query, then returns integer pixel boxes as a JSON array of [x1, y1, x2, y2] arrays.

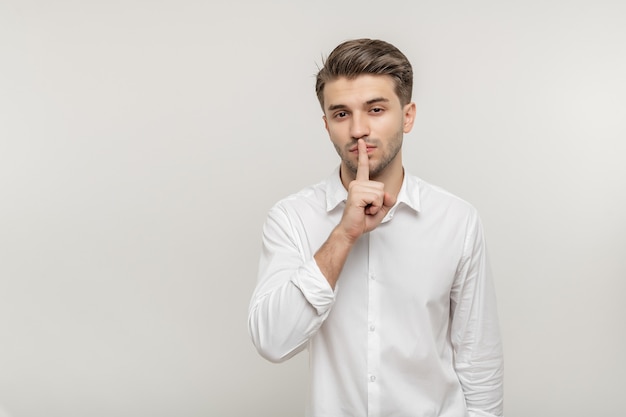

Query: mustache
[[346, 139, 379, 152]]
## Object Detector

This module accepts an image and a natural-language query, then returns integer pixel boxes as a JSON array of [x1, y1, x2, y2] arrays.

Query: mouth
[[349, 144, 377, 154]]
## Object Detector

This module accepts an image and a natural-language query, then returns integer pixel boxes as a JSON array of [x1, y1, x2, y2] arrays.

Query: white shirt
[[249, 168, 503, 417]]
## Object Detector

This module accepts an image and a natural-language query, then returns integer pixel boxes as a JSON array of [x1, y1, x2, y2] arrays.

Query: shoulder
[[268, 179, 328, 219], [261, 179, 334, 243]]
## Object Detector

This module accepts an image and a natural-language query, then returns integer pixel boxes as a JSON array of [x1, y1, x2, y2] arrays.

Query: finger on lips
[[356, 139, 369, 181]]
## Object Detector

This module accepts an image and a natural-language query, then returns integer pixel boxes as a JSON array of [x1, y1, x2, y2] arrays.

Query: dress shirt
[[248, 167, 503, 417]]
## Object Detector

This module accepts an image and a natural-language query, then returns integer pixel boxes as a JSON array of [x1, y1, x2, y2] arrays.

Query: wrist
[[331, 225, 360, 247]]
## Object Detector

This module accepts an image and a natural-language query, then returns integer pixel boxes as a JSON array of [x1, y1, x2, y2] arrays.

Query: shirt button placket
[[366, 233, 380, 417]]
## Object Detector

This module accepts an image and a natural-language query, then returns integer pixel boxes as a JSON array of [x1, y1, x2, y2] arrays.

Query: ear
[[402, 102, 417, 134], [323, 114, 329, 133]]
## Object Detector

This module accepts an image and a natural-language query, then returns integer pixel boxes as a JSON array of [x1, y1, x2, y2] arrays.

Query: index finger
[[356, 139, 369, 181]]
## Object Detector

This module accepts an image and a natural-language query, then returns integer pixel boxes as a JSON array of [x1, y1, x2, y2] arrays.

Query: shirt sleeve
[[248, 205, 336, 363], [450, 210, 504, 417]]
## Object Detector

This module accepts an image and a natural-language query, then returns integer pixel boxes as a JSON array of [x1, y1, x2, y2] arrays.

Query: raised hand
[[339, 139, 396, 242], [314, 139, 397, 288]]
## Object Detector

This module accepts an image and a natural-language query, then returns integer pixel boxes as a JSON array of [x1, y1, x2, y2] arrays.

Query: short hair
[[315, 38, 413, 109]]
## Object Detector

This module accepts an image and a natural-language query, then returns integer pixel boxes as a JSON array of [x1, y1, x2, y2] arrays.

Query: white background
[[1, 1, 625, 416]]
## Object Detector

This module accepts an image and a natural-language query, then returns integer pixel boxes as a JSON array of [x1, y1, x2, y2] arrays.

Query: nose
[[350, 112, 370, 140]]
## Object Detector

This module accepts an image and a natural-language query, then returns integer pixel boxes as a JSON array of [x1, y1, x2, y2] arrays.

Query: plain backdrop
[[1, 1, 625, 416]]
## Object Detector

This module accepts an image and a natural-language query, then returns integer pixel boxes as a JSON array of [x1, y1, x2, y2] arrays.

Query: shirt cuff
[[468, 409, 501, 417]]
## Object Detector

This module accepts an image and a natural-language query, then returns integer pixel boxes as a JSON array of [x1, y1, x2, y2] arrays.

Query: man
[[248, 38, 503, 417]]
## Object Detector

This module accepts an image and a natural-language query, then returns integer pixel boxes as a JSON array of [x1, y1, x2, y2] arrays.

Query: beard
[[334, 128, 404, 180]]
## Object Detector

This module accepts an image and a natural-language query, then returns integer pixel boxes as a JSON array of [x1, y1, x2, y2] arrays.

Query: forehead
[[323, 74, 399, 110]]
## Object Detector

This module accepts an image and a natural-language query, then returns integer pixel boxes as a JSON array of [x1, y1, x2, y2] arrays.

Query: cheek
[[377, 118, 404, 139], [326, 124, 345, 141], [327, 129, 340, 148], [369, 116, 390, 132]]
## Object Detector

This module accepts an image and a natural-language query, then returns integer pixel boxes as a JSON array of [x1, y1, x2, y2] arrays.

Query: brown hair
[[315, 38, 413, 109]]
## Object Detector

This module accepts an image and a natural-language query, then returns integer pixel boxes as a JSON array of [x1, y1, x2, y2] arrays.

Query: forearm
[[454, 284, 503, 415], [314, 226, 356, 289], [457, 354, 504, 417]]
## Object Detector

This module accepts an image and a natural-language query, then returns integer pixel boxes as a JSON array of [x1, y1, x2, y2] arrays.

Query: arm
[[248, 139, 395, 361], [450, 212, 504, 417], [248, 206, 336, 363]]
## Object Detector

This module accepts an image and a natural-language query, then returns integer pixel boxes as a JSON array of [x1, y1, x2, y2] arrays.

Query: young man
[[249, 38, 503, 417]]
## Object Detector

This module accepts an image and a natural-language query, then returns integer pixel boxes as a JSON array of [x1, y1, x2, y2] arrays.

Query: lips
[[349, 144, 377, 153]]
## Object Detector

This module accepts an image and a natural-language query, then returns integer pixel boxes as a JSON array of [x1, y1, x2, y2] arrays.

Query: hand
[[338, 139, 396, 242]]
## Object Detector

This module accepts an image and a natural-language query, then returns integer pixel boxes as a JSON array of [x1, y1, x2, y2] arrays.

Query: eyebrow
[[327, 97, 390, 112]]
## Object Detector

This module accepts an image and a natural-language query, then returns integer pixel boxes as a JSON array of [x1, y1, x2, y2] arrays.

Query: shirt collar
[[324, 166, 421, 214], [325, 167, 348, 212]]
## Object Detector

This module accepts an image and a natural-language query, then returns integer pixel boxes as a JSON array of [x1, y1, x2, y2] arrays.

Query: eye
[[334, 111, 348, 119], [370, 107, 384, 114]]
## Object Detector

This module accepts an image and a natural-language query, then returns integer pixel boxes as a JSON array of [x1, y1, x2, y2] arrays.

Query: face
[[322, 75, 416, 182]]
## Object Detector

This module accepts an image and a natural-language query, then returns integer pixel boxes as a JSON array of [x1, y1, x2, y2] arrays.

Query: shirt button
[[370, 375, 376, 382], [369, 325, 376, 331], [369, 273, 376, 280]]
